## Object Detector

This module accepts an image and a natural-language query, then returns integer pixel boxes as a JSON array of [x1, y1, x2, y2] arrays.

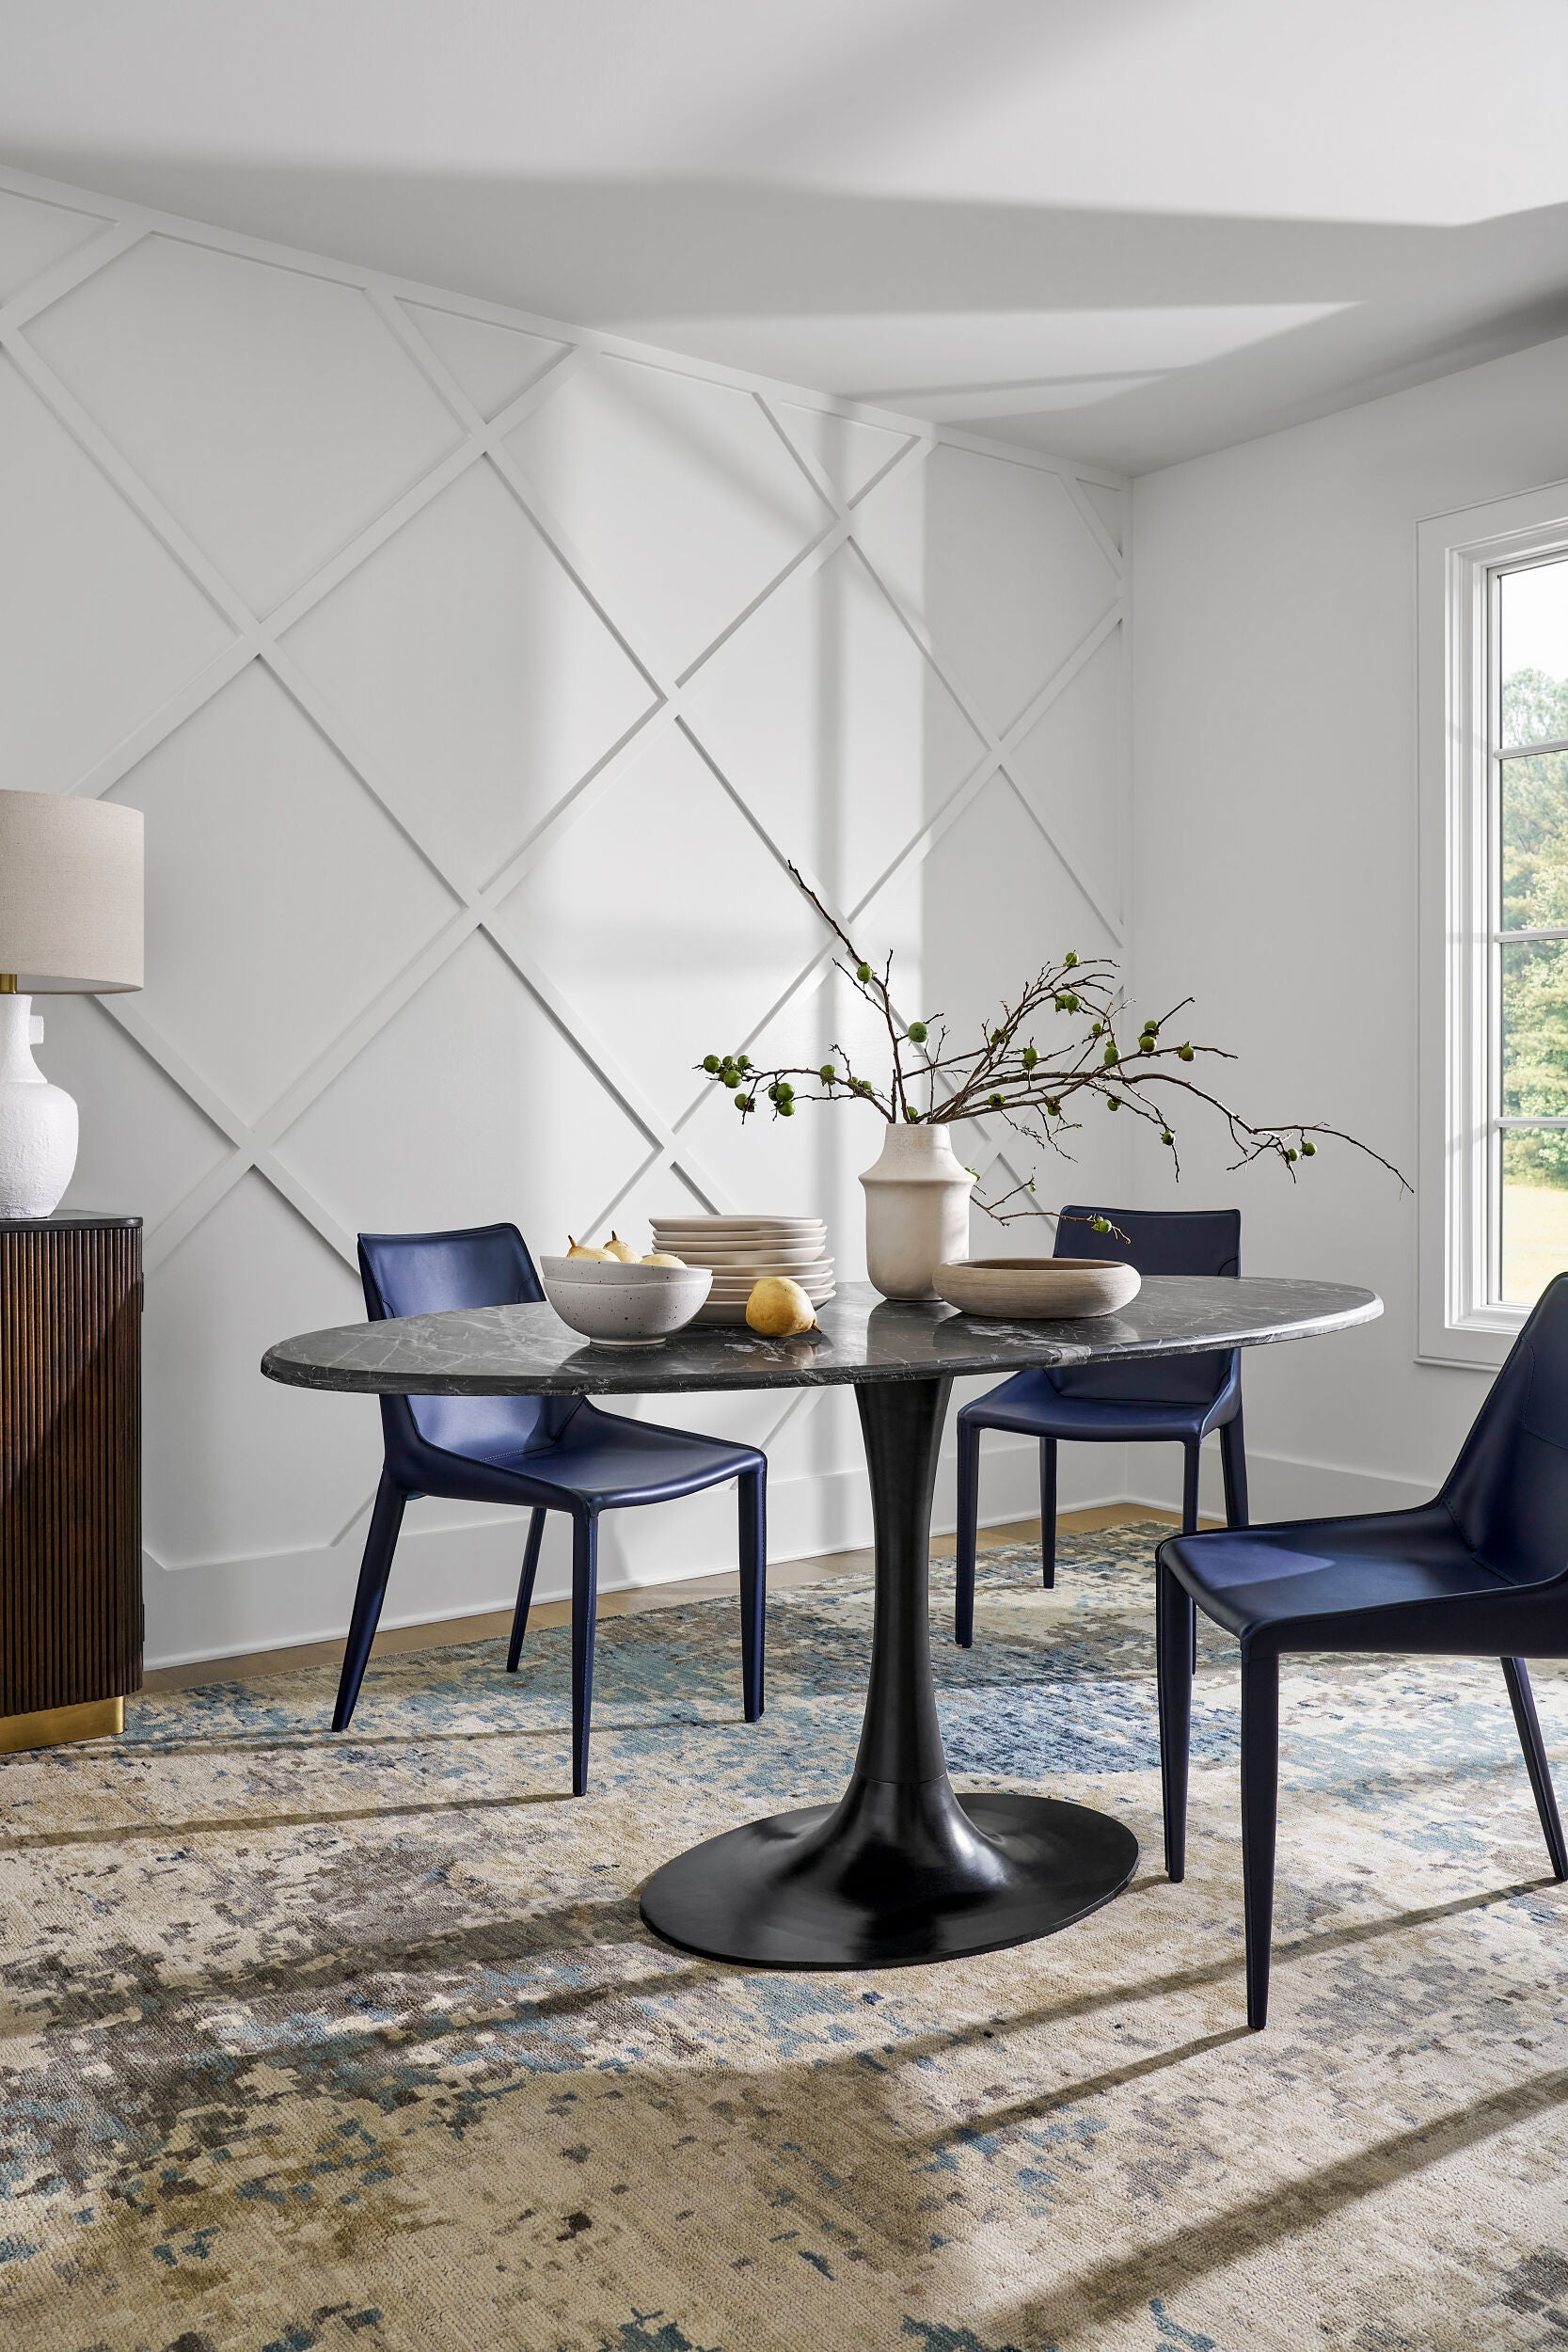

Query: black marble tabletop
[[261, 1276, 1381, 1398]]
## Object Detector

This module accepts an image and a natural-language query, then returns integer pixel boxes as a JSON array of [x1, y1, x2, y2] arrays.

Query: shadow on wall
[[8, 147, 1568, 469]]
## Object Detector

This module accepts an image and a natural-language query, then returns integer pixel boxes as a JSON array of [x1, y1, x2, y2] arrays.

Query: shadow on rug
[[3, 1526, 1567, 2352]]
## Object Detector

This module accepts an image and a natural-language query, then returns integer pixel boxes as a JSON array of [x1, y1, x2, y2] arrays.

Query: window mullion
[[1418, 479, 1568, 1364], [1484, 568, 1504, 1308], [1496, 734, 1568, 761]]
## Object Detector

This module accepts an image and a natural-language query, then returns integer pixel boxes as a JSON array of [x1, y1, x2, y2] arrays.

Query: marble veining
[[261, 1275, 1381, 1397]]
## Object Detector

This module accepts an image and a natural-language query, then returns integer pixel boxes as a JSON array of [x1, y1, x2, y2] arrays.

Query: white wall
[[1130, 333, 1568, 1521], [0, 167, 1130, 1667]]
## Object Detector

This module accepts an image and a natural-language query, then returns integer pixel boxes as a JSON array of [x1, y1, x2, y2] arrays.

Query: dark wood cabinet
[[0, 1216, 141, 1741]]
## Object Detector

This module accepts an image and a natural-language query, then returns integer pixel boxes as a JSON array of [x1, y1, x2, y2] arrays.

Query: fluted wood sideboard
[[0, 1216, 142, 1751]]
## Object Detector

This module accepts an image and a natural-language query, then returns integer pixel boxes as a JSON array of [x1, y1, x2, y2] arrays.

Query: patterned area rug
[[4, 1525, 1568, 2352]]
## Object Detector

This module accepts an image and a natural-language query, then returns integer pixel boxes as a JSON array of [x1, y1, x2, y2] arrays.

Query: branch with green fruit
[[694, 865, 1408, 1227]]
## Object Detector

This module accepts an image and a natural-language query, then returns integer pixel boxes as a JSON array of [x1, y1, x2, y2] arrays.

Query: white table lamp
[[0, 791, 144, 1217]]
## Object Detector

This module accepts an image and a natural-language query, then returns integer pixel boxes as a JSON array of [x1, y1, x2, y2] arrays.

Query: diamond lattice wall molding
[[680, 543, 987, 915], [282, 458, 658, 897], [282, 932, 655, 1265], [854, 440, 1121, 738], [106, 663, 459, 1124], [1006, 631, 1126, 928], [492, 727, 832, 1128], [27, 233, 466, 613], [398, 299, 567, 421], [502, 355, 835, 681], [142, 1172, 379, 1571], [0, 353, 233, 793], [0, 163, 1130, 1666], [0, 184, 110, 304]]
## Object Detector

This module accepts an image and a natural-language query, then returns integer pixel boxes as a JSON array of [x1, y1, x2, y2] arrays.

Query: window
[[1419, 483, 1568, 1367]]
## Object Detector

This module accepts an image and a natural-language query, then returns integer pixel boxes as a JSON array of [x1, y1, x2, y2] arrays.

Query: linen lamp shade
[[0, 791, 143, 993]]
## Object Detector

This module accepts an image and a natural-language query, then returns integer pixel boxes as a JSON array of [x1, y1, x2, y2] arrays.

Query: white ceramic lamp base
[[0, 993, 78, 1218]]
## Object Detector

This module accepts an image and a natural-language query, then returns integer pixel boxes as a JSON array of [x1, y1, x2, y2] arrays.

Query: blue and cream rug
[[4, 1525, 1568, 2352]]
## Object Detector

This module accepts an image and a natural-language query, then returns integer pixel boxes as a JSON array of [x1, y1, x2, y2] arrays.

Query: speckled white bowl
[[538, 1258, 712, 1346]]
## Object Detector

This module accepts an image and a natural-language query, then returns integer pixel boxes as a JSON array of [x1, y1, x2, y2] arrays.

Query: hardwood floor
[[141, 1506, 1193, 1694]]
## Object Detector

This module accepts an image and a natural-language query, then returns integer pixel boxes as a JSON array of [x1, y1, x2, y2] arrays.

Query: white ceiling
[[4, 0, 1567, 472]]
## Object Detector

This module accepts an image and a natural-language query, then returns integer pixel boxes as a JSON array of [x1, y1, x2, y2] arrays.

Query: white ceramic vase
[[0, 993, 78, 1218], [859, 1121, 974, 1300]]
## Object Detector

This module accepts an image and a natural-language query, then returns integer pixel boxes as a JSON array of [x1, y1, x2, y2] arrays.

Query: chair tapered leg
[[954, 1421, 980, 1647], [1180, 1440, 1201, 1534], [738, 1468, 767, 1722], [506, 1509, 547, 1673], [333, 1474, 406, 1732], [570, 1513, 599, 1798], [1220, 1403, 1249, 1528], [1181, 1441, 1201, 1668], [1156, 1559, 1195, 1882], [1240, 1646, 1280, 2029], [1501, 1658, 1568, 1880], [1039, 1438, 1058, 1590]]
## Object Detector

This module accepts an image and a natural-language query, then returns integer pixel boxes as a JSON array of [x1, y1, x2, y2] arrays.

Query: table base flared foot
[[640, 1781, 1139, 1969]]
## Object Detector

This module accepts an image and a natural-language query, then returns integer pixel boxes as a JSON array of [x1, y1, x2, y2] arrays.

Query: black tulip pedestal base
[[641, 1374, 1139, 1969], [640, 1777, 1137, 1969]]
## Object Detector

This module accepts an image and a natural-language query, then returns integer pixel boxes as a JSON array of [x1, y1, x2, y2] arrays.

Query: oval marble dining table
[[262, 1275, 1381, 1972]]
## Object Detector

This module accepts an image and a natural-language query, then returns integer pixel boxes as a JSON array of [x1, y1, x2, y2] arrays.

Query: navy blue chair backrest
[[1048, 1203, 1242, 1406], [358, 1223, 563, 1469], [1442, 1272, 1568, 1587]]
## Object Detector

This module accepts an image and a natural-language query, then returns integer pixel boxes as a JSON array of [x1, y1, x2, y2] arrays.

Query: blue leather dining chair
[[1157, 1273, 1568, 2029], [336, 1223, 767, 1795], [955, 1206, 1246, 1646]]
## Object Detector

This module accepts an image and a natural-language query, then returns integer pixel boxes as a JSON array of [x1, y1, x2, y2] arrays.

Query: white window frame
[[1418, 479, 1568, 1368]]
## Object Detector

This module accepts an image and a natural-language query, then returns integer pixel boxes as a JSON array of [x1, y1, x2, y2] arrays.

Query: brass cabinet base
[[0, 1695, 124, 1754]]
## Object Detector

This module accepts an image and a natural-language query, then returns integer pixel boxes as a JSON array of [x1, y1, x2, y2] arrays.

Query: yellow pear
[[603, 1232, 640, 1263], [641, 1252, 687, 1267], [746, 1276, 817, 1337], [565, 1236, 614, 1262]]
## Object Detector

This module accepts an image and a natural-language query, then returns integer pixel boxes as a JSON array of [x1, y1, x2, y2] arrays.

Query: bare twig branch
[[689, 869, 1411, 1215]]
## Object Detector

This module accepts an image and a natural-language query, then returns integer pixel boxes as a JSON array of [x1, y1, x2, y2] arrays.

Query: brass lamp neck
[[0, 976, 16, 994]]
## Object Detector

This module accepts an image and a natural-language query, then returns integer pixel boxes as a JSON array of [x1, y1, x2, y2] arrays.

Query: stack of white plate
[[650, 1215, 833, 1326]]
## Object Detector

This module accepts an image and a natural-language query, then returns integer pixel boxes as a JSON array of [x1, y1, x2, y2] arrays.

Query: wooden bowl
[[933, 1256, 1142, 1320]]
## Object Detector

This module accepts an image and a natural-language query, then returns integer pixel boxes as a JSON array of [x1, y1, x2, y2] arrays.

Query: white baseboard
[[1128, 1443, 1433, 1525], [142, 1432, 1123, 1671], [144, 1431, 1432, 1675]]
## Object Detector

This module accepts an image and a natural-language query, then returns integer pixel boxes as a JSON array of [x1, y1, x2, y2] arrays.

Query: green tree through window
[[1500, 667, 1568, 1182]]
